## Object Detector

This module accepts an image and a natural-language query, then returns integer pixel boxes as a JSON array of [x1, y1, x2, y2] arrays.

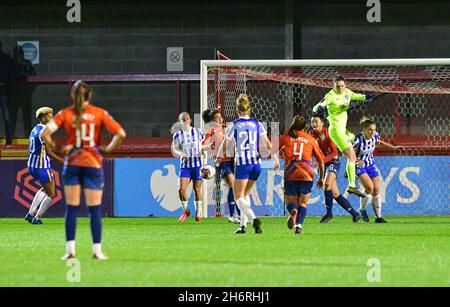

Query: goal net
[[200, 59, 450, 217]]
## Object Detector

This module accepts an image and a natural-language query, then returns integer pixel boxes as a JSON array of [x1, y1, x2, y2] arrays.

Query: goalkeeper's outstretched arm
[[350, 91, 366, 101], [312, 98, 327, 113]]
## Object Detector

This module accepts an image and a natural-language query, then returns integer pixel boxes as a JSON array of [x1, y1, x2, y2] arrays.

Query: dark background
[[1, 0, 448, 137]]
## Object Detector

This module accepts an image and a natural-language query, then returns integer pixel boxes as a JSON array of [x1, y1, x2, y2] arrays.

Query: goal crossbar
[[201, 58, 450, 68]]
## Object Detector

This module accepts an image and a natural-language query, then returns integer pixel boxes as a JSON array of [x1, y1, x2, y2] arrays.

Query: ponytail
[[71, 81, 92, 146]]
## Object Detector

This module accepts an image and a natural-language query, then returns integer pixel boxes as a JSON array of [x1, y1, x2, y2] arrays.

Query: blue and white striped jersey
[[172, 127, 205, 168], [27, 124, 51, 169], [353, 131, 380, 166], [225, 117, 266, 166]]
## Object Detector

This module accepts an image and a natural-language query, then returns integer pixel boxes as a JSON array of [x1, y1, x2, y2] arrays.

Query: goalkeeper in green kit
[[313, 76, 375, 198]]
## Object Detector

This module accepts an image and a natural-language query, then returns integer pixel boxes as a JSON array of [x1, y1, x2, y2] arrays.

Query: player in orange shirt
[[308, 113, 361, 223], [42, 81, 126, 260], [276, 115, 324, 234], [202, 109, 240, 223]]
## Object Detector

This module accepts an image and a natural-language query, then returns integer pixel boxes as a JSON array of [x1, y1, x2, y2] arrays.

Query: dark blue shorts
[[29, 167, 54, 186], [325, 159, 341, 175], [356, 164, 380, 179], [63, 166, 104, 190], [179, 167, 203, 181], [284, 181, 313, 196], [216, 160, 234, 178], [235, 164, 261, 181]]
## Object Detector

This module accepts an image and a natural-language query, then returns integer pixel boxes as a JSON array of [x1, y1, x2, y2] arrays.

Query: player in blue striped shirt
[[217, 94, 278, 234], [353, 117, 404, 223], [172, 112, 205, 222], [25, 107, 63, 224]]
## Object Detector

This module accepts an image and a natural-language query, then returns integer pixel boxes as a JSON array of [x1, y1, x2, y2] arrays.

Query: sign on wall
[[0, 160, 114, 217], [17, 41, 39, 64], [167, 47, 183, 72], [113, 157, 449, 217]]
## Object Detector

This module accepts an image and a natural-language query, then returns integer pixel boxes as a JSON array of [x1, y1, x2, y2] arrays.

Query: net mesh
[[204, 63, 450, 217]]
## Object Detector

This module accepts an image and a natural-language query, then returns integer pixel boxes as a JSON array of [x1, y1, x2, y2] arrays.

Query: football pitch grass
[[0, 216, 448, 286]]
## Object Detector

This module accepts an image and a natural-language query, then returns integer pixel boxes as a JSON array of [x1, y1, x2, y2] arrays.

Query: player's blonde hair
[[178, 112, 190, 122], [236, 94, 251, 116], [35, 107, 53, 119], [360, 116, 376, 129]]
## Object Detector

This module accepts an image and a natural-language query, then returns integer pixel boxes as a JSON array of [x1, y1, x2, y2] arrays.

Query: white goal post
[[200, 58, 450, 218]]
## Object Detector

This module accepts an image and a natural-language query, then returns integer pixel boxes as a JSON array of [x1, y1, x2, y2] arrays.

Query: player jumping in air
[[217, 94, 277, 234], [25, 107, 64, 224], [172, 112, 205, 222], [308, 113, 361, 223], [353, 117, 404, 223], [312, 76, 375, 198], [202, 109, 240, 223], [42, 81, 126, 260], [276, 115, 325, 235]]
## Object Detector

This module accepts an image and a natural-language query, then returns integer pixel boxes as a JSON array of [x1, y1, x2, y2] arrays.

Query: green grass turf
[[0, 216, 448, 286]]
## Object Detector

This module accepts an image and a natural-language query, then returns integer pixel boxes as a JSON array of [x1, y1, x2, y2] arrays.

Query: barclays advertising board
[[114, 157, 449, 217]]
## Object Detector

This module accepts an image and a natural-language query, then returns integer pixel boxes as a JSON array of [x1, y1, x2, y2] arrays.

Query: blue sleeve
[[353, 134, 360, 149], [198, 128, 205, 142], [38, 127, 45, 144], [172, 132, 180, 147], [375, 133, 380, 144]]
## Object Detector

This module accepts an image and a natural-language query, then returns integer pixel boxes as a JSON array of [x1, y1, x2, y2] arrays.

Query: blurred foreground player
[[42, 81, 126, 260]]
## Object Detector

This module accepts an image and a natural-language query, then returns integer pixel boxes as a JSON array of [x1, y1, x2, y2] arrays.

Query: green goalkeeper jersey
[[313, 88, 366, 130]]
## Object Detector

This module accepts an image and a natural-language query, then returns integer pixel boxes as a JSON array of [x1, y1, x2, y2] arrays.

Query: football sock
[[29, 189, 46, 215], [181, 201, 188, 212], [66, 240, 76, 256], [88, 206, 102, 244], [324, 190, 334, 215], [372, 195, 382, 218], [346, 161, 356, 188], [335, 194, 358, 216], [65, 205, 78, 242], [286, 203, 297, 214], [236, 199, 248, 227], [195, 200, 202, 217], [93, 243, 102, 255], [227, 188, 236, 216], [35, 195, 53, 218], [296, 206, 307, 226], [360, 195, 372, 210], [236, 197, 255, 224], [244, 195, 253, 221], [245, 195, 251, 206]]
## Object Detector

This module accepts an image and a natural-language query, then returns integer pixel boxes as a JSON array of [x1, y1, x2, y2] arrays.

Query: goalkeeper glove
[[364, 93, 376, 103], [315, 105, 327, 116]]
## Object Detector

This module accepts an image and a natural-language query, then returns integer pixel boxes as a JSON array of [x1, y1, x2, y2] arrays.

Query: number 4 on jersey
[[293, 142, 304, 160]]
